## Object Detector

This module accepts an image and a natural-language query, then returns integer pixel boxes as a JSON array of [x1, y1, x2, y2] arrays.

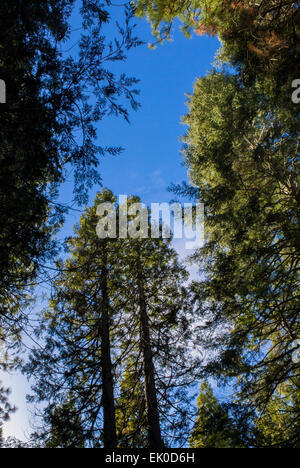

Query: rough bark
[[138, 278, 164, 449], [100, 245, 117, 448]]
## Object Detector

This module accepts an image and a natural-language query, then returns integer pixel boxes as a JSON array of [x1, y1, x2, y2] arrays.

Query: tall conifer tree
[[26, 190, 198, 448]]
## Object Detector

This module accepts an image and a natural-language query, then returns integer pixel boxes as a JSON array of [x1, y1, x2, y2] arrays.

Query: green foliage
[[2, 0, 298, 448], [114, 233, 194, 447], [0, 381, 15, 442], [190, 382, 300, 448], [134, 0, 219, 41], [45, 399, 86, 448], [255, 384, 300, 448], [190, 382, 251, 448], [0, 0, 141, 354], [139, 1, 300, 448], [25, 190, 196, 448], [177, 68, 299, 447], [115, 361, 148, 448], [135, 1, 300, 98]]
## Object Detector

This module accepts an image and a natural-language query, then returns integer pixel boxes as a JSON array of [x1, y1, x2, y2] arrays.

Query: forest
[[0, 0, 299, 449]]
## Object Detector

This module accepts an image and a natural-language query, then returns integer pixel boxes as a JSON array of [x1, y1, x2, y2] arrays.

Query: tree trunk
[[100, 246, 117, 448], [138, 279, 164, 449]]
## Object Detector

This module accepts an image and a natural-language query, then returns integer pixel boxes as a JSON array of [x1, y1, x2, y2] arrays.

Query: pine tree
[[255, 384, 300, 448], [45, 399, 86, 448], [115, 360, 147, 448], [25, 190, 123, 447], [0, 0, 141, 353], [174, 70, 299, 447], [136, 0, 300, 448], [26, 190, 197, 448], [135, 1, 299, 97], [110, 213, 197, 448], [190, 382, 255, 448], [1, 1, 141, 431]]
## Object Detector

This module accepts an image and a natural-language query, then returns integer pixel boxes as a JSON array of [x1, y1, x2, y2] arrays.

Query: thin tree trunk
[[100, 246, 117, 448], [138, 278, 164, 449]]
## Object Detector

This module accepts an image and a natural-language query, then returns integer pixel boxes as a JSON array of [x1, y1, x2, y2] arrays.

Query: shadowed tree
[[0, 0, 141, 428], [190, 382, 257, 448], [25, 190, 122, 448], [0, 0, 141, 352], [45, 399, 86, 448], [25, 191, 198, 448]]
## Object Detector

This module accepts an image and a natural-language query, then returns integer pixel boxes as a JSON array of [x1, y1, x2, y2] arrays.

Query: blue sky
[[1, 12, 219, 441]]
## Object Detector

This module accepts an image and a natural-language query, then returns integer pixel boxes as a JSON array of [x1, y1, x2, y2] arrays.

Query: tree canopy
[[25, 190, 199, 448], [0, 0, 141, 356], [135, 1, 299, 95], [0, 0, 299, 449]]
